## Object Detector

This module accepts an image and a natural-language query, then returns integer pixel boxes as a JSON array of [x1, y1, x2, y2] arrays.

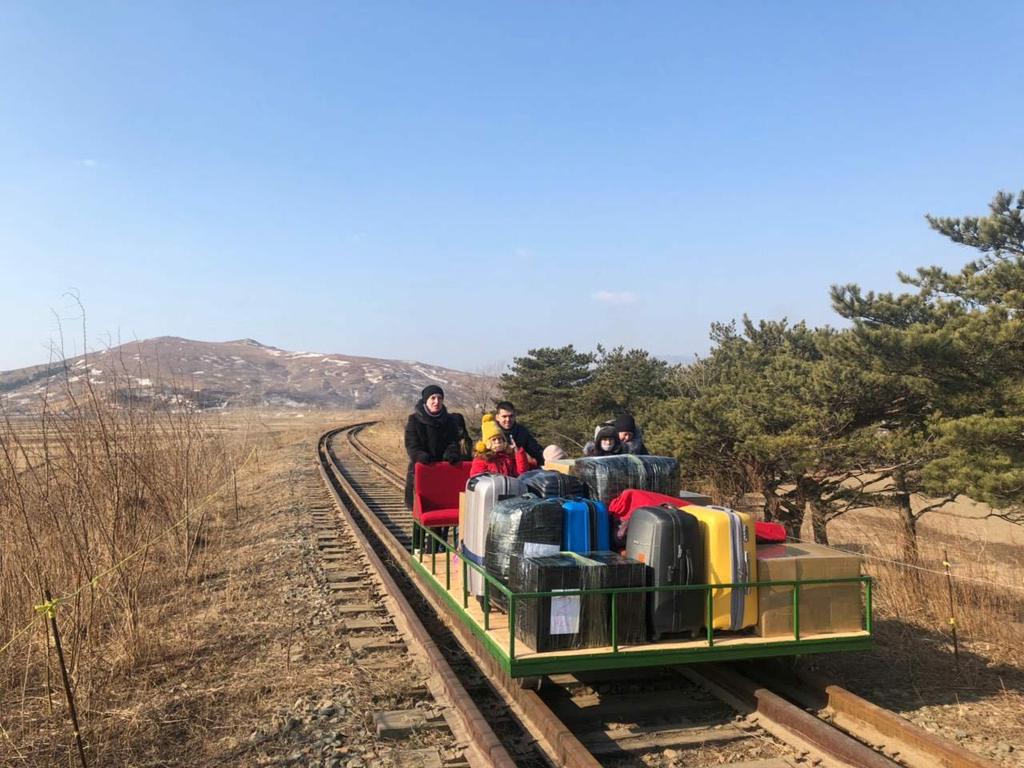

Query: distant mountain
[[0, 337, 485, 413]]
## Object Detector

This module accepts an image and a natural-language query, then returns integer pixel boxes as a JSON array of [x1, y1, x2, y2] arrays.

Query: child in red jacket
[[470, 413, 531, 477]]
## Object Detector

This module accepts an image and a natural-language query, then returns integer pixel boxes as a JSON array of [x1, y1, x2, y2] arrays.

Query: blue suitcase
[[562, 498, 611, 553]]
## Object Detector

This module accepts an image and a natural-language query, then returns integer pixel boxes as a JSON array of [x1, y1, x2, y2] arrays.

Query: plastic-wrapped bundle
[[484, 496, 563, 608], [510, 553, 592, 652], [583, 551, 647, 646], [519, 469, 589, 499], [571, 455, 680, 504]]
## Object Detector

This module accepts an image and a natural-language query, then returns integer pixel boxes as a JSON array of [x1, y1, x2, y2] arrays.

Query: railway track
[[317, 422, 999, 768]]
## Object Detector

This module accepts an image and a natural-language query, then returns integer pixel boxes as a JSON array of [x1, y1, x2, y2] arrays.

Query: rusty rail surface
[[737, 662, 1001, 768]]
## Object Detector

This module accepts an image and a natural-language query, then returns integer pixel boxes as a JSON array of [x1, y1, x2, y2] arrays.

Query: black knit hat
[[420, 384, 444, 401], [596, 426, 618, 443], [613, 413, 637, 434]]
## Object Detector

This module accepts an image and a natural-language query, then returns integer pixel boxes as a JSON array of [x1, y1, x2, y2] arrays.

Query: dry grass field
[[0, 402, 391, 766]]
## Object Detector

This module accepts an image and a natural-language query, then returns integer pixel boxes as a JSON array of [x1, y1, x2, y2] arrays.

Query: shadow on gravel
[[797, 617, 1024, 711]]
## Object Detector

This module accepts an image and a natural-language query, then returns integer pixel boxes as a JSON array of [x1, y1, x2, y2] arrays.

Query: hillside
[[0, 337, 485, 413]]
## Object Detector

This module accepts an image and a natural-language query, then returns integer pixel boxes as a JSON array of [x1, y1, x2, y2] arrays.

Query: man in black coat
[[493, 400, 545, 467], [404, 385, 471, 510], [613, 413, 649, 456]]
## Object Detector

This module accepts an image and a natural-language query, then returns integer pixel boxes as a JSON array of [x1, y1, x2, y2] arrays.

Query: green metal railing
[[411, 522, 873, 675]]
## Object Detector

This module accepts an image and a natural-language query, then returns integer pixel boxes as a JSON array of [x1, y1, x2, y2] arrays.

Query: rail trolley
[[409, 522, 873, 681]]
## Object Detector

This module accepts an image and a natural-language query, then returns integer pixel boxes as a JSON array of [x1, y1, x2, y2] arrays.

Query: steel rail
[[348, 425, 404, 485], [329, 425, 601, 768], [736, 662, 1001, 768], [317, 426, 517, 768]]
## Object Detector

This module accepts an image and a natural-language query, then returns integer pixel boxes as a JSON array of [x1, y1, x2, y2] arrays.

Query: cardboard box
[[755, 543, 863, 638], [544, 459, 576, 475]]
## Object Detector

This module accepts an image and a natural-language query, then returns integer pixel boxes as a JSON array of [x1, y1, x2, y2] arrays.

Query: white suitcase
[[462, 473, 524, 597]]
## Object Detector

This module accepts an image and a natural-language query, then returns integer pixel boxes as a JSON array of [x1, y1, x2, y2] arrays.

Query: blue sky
[[2, 2, 1022, 372]]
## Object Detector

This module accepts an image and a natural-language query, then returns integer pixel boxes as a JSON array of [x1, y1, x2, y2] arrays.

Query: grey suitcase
[[626, 506, 706, 640], [462, 473, 524, 597]]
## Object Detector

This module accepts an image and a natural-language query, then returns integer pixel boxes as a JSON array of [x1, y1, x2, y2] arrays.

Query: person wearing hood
[[403, 385, 471, 509], [586, 425, 623, 456], [469, 414, 531, 477], [613, 413, 649, 455]]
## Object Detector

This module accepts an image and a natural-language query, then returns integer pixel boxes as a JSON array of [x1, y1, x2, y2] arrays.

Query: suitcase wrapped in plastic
[[511, 553, 595, 652], [583, 551, 647, 645], [571, 455, 679, 504], [685, 505, 757, 631], [625, 506, 706, 640], [462, 473, 524, 597], [519, 469, 589, 499], [562, 498, 611, 553], [485, 496, 563, 608]]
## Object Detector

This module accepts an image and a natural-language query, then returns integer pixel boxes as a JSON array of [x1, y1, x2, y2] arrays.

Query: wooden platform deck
[[411, 547, 872, 676]]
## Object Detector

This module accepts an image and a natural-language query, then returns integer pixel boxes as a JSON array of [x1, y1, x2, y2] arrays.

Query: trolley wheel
[[517, 676, 543, 691]]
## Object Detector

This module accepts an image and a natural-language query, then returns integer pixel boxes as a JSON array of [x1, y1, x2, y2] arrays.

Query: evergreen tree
[[581, 346, 672, 425], [831, 189, 1024, 542], [645, 318, 896, 541], [499, 345, 594, 446]]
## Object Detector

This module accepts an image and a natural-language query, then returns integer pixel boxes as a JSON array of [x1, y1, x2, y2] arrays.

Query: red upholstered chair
[[413, 461, 472, 541]]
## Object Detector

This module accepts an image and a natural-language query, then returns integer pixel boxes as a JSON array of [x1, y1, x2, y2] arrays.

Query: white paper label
[[550, 589, 580, 635], [522, 542, 560, 558]]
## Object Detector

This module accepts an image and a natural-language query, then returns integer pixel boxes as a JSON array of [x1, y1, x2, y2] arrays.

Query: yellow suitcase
[[684, 505, 757, 630]]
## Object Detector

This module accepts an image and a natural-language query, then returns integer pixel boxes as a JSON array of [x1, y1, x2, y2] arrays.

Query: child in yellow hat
[[469, 413, 531, 478]]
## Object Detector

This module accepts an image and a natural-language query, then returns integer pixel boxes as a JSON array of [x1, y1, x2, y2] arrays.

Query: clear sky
[[2, 2, 1023, 373]]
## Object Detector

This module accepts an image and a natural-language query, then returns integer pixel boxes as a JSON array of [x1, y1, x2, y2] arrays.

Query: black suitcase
[[571, 455, 679, 504], [485, 496, 564, 609], [510, 553, 590, 652], [625, 505, 705, 640], [519, 469, 589, 499], [583, 551, 647, 645]]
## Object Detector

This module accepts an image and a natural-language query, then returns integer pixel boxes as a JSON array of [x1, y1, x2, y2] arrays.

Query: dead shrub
[[0, 345, 250, 763]]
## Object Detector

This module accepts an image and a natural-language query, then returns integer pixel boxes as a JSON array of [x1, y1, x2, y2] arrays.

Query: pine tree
[[831, 189, 1024, 545], [644, 318, 895, 541], [499, 345, 594, 447], [581, 346, 672, 423]]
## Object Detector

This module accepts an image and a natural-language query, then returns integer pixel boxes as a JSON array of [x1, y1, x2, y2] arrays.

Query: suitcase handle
[[742, 550, 751, 593], [684, 551, 694, 585]]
